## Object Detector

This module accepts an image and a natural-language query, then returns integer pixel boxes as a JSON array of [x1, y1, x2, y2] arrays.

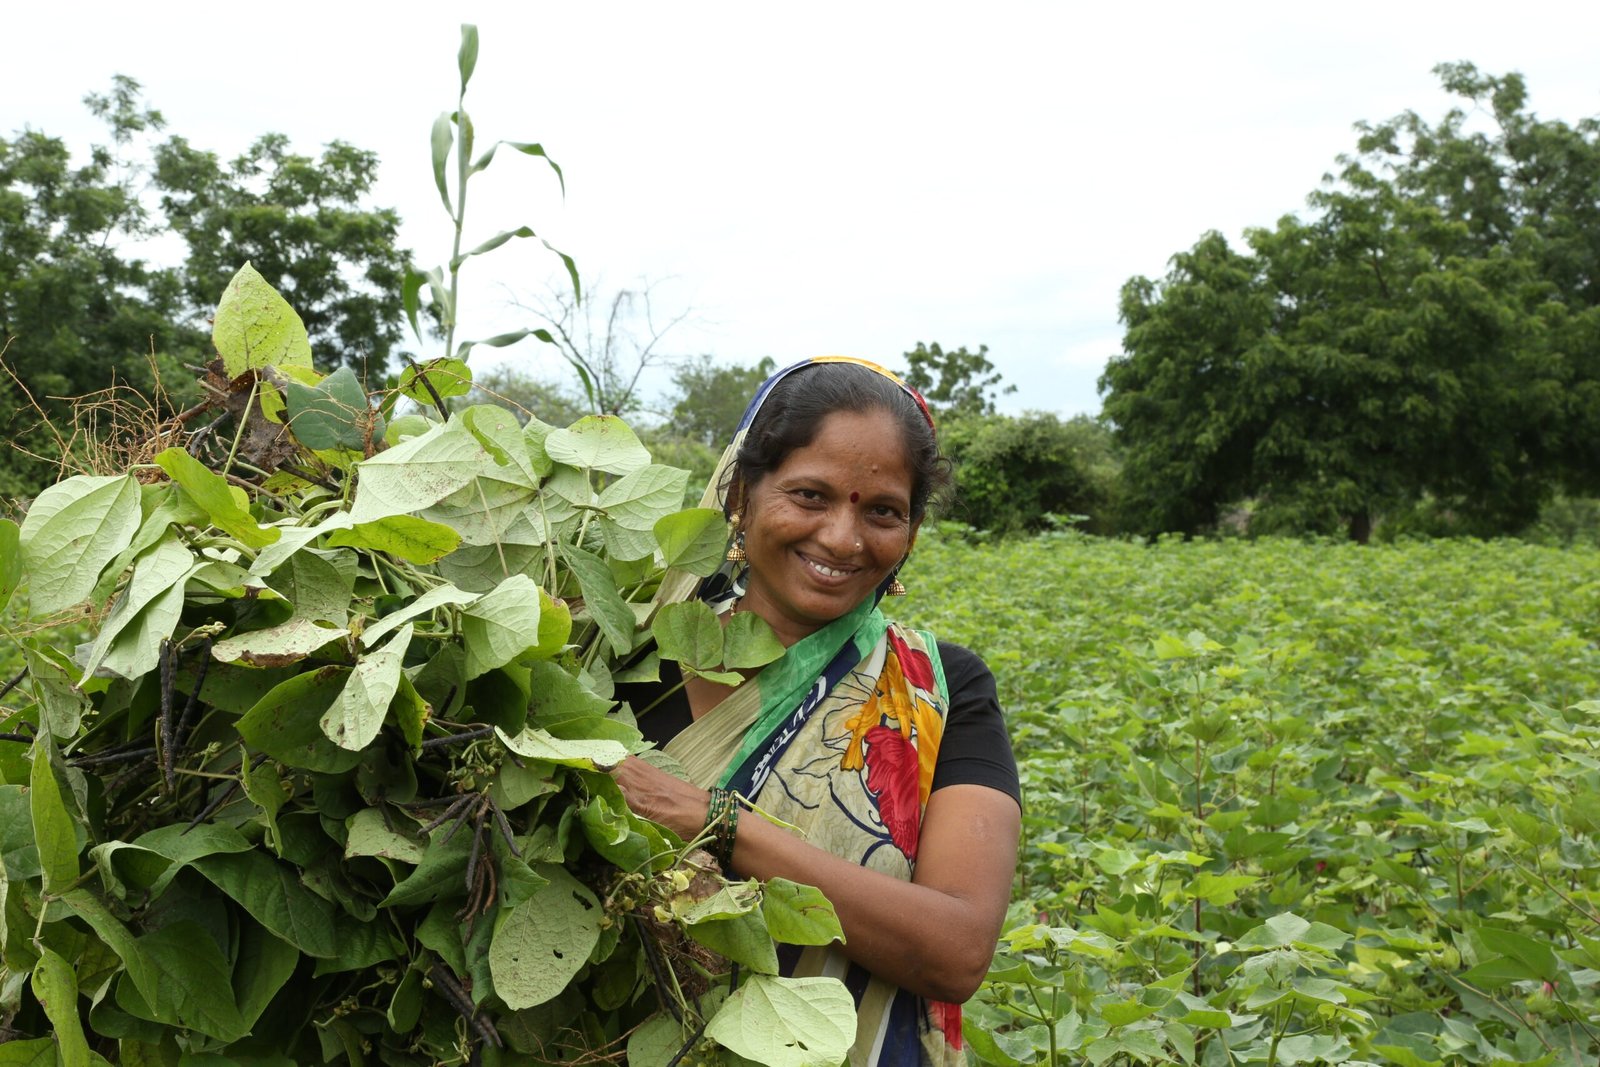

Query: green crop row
[[892, 533, 1600, 1066]]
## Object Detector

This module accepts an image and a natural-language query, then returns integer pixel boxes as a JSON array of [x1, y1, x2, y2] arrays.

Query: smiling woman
[[612, 358, 1022, 1066]]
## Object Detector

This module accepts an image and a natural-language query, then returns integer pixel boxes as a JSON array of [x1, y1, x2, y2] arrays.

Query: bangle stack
[[704, 787, 741, 871]]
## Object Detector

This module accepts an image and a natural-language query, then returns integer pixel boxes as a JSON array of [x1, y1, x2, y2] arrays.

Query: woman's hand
[[609, 756, 711, 841]]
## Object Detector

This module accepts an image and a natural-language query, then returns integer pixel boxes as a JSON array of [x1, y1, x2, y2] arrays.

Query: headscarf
[[658, 357, 966, 1066]]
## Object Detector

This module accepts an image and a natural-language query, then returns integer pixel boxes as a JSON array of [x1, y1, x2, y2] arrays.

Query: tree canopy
[[1101, 63, 1600, 540]]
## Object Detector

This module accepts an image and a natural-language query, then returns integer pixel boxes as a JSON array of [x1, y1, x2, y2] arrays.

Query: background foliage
[[893, 531, 1600, 1065]]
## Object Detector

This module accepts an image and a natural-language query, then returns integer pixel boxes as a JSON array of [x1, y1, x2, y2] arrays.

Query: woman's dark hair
[[728, 363, 952, 521]]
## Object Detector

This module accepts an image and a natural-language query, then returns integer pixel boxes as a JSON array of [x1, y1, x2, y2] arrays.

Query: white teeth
[[806, 558, 847, 578]]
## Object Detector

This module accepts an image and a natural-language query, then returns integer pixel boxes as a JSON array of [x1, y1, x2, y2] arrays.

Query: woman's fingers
[[610, 756, 709, 839]]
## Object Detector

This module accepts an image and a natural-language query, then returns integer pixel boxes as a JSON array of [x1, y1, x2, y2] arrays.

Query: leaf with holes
[[489, 864, 602, 1009]]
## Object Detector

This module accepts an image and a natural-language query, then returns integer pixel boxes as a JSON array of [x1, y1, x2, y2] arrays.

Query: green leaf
[[345, 807, 425, 864], [760, 879, 845, 946], [1185, 871, 1259, 905], [457, 22, 479, 88], [18, 473, 142, 615], [284, 365, 382, 451], [266, 546, 356, 625], [496, 725, 628, 770], [461, 574, 544, 679], [192, 850, 341, 957], [686, 910, 780, 974], [212, 262, 315, 378], [348, 420, 490, 524], [234, 921, 299, 1030], [117, 921, 248, 1042], [1477, 925, 1560, 981], [323, 518, 464, 566], [322, 623, 412, 750], [703, 974, 856, 1067], [430, 113, 454, 218], [236, 667, 364, 773], [545, 416, 651, 475], [153, 447, 279, 550], [0, 518, 19, 611], [596, 464, 688, 560], [651, 600, 724, 672], [627, 1013, 694, 1067], [78, 536, 195, 681], [30, 734, 78, 892], [564, 544, 636, 659], [24, 644, 89, 739], [32, 946, 91, 1067], [210, 616, 349, 669], [361, 581, 479, 648], [654, 508, 728, 577], [723, 613, 785, 670], [399, 357, 473, 406], [382, 827, 472, 908], [488, 865, 602, 1009], [0, 1039, 59, 1066], [462, 403, 543, 484]]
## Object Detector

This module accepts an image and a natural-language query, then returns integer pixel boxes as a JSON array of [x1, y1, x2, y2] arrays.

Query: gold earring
[[887, 567, 907, 596], [725, 513, 747, 563]]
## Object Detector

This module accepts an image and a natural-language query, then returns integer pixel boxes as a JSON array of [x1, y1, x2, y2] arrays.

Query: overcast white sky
[[6, 1, 1599, 417]]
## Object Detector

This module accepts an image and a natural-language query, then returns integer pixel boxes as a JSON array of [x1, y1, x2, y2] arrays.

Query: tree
[[154, 131, 411, 379], [938, 412, 1121, 535], [0, 79, 206, 496], [901, 341, 1015, 418], [663, 355, 776, 446], [1100, 64, 1599, 540]]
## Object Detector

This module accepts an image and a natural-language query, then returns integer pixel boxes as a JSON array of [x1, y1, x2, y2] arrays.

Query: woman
[[612, 357, 1021, 1066]]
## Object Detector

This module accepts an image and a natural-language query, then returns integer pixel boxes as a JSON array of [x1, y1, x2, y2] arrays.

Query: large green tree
[[1101, 63, 1599, 540]]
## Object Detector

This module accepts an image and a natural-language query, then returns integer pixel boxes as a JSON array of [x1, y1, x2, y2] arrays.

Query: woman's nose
[[816, 508, 864, 558]]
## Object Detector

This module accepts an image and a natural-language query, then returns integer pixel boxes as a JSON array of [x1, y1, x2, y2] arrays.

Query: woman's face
[[737, 408, 920, 646]]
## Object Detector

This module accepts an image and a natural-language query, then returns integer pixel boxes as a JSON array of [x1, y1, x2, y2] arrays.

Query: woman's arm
[[610, 758, 1020, 1003]]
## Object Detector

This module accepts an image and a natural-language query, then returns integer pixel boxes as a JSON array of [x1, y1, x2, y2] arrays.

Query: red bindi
[[849, 491, 860, 503]]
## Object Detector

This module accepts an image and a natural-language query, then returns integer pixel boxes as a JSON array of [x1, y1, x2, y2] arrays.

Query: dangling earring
[[887, 566, 907, 596], [725, 513, 747, 563]]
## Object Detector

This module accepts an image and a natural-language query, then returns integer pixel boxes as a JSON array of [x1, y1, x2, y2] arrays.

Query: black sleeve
[[929, 641, 1021, 807]]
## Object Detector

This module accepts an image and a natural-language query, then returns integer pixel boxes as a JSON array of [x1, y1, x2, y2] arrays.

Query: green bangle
[[704, 787, 741, 870]]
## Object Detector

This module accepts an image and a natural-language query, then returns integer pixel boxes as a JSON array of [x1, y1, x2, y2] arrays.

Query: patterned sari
[[652, 358, 965, 1066]]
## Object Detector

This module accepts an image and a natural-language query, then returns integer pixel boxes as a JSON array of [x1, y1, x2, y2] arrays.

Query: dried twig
[[0, 667, 28, 703]]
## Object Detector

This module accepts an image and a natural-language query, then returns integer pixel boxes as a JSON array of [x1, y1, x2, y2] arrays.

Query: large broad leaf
[[685, 911, 780, 974], [723, 613, 785, 671], [192, 850, 341, 957], [651, 601, 724, 672], [210, 616, 350, 668], [59, 889, 158, 1005], [654, 508, 728, 577], [153, 448, 279, 550], [31, 947, 91, 1067], [461, 574, 546, 679], [77, 535, 195, 681], [0, 518, 19, 611], [30, 735, 79, 892], [234, 921, 299, 1030], [488, 865, 602, 1009], [596, 465, 688, 560], [703, 975, 856, 1067], [212, 262, 315, 378], [24, 644, 89, 739], [564, 545, 636, 660], [398, 357, 473, 403], [267, 546, 356, 625], [760, 879, 845, 946], [321, 623, 413, 750], [325, 514, 463, 564], [348, 420, 484, 523], [116, 921, 249, 1042], [237, 668, 364, 773], [544, 416, 651, 475], [462, 404, 543, 484], [496, 726, 628, 771], [345, 807, 425, 864], [526, 660, 615, 722], [284, 365, 383, 451], [362, 581, 480, 647], [18, 473, 141, 615]]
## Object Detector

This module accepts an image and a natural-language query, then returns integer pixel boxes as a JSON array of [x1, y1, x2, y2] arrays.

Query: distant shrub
[[938, 412, 1120, 536]]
